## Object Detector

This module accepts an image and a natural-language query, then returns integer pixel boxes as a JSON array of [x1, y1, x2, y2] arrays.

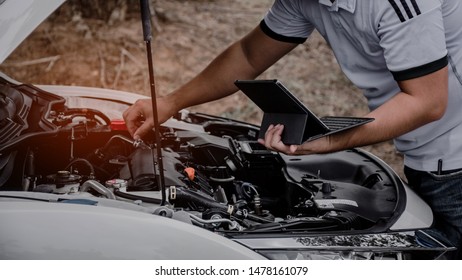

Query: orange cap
[[184, 167, 195, 181]]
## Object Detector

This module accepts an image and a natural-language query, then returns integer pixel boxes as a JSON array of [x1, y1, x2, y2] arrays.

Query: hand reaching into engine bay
[[123, 98, 153, 140], [123, 97, 176, 140]]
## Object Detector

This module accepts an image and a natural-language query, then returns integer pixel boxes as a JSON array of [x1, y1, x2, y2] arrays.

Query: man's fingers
[[123, 108, 144, 137], [269, 124, 284, 146], [259, 124, 306, 155], [261, 124, 288, 153], [122, 99, 154, 138], [134, 120, 154, 140]]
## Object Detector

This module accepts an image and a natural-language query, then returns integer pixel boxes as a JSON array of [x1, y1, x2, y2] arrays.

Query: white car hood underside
[[0, 0, 65, 64]]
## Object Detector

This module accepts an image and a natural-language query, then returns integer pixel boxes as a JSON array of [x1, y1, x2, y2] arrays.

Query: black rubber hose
[[65, 158, 95, 175], [113, 188, 162, 204], [173, 187, 230, 213]]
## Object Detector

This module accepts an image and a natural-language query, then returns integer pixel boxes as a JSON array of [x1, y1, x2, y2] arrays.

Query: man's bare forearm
[[307, 66, 449, 154], [163, 26, 298, 112]]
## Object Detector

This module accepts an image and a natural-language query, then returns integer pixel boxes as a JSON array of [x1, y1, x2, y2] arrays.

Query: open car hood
[[0, 0, 65, 64]]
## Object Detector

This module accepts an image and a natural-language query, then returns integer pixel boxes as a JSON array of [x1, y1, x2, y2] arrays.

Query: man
[[123, 0, 462, 257]]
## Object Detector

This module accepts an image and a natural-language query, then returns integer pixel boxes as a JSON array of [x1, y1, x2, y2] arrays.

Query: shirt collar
[[318, 0, 356, 13]]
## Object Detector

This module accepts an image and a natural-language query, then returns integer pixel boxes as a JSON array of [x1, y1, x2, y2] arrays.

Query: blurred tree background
[[53, 0, 140, 23]]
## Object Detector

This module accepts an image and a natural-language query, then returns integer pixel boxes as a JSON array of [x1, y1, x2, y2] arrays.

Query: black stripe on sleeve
[[391, 56, 448, 81], [259, 20, 307, 44], [388, 0, 406, 22], [410, 0, 421, 15], [400, 0, 414, 19]]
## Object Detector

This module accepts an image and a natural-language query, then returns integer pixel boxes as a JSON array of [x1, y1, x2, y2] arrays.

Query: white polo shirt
[[261, 0, 462, 172]]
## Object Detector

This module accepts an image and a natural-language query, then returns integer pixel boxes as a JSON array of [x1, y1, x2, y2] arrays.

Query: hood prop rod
[[139, 0, 166, 205]]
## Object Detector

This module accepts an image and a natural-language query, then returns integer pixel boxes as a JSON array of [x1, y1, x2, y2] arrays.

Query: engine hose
[[188, 214, 242, 231], [171, 186, 231, 214], [245, 213, 274, 224], [65, 158, 95, 175], [113, 188, 162, 204], [99, 135, 134, 152], [80, 180, 115, 200]]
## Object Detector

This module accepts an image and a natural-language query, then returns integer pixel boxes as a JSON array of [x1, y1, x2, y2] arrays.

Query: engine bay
[[0, 81, 405, 234]]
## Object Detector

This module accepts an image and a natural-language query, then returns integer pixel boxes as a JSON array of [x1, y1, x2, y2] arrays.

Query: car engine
[[0, 81, 406, 235]]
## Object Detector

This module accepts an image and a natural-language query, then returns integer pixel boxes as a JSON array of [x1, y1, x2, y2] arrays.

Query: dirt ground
[[0, 0, 404, 178]]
